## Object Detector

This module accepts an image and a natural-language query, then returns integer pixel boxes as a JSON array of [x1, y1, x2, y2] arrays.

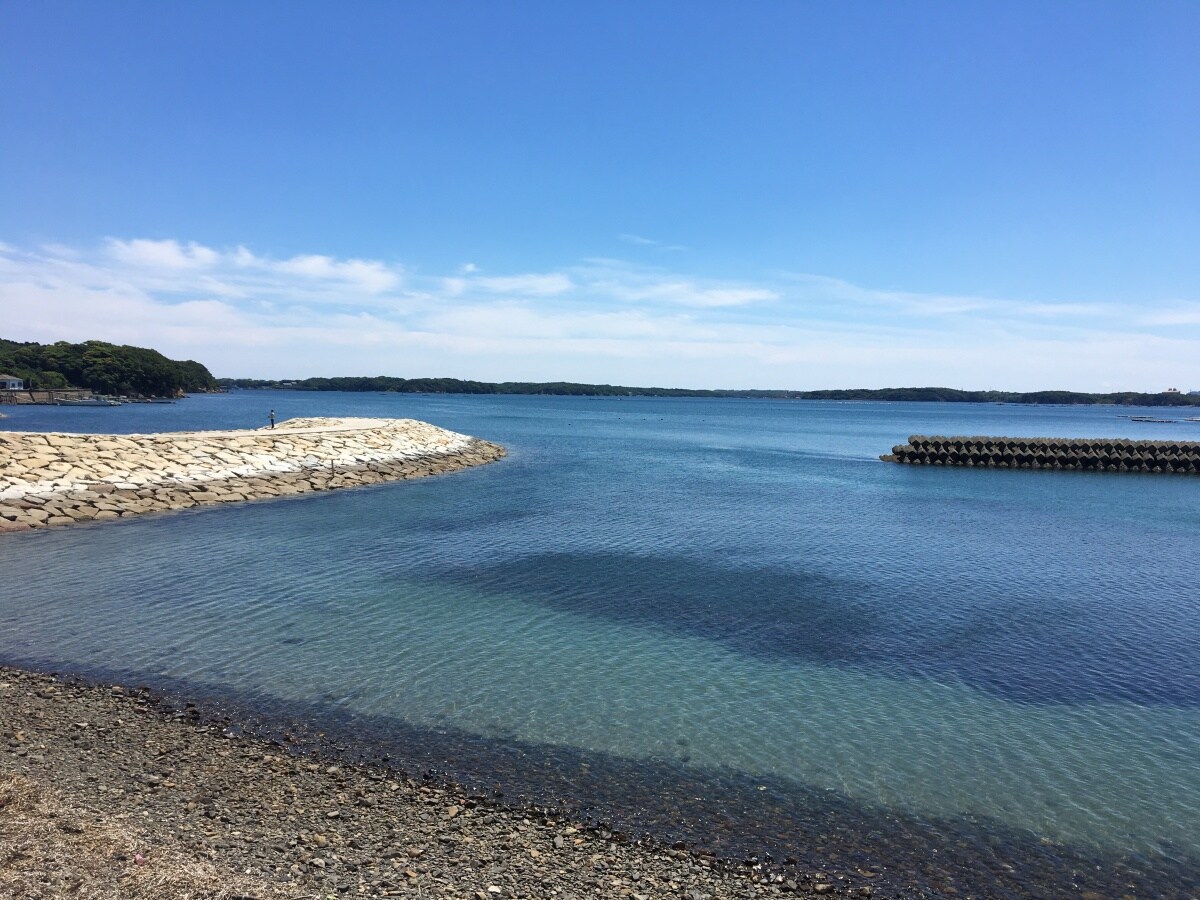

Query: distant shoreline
[[216, 377, 1200, 407]]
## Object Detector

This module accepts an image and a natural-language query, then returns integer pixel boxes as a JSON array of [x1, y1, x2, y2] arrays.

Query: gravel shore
[[1, 666, 836, 900]]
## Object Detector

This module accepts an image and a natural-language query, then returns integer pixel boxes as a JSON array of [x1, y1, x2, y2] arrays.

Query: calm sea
[[2, 392, 1199, 897]]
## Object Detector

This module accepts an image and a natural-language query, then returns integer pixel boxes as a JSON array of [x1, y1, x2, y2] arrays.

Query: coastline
[[1, 664, 825, 899], [0, 417, 506, 532], [4, 396, 1197, 900]]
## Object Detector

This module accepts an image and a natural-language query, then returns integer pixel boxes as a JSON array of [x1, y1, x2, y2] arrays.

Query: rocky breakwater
[[882, 434, 1200, 474], [0, 417, 505, 533]]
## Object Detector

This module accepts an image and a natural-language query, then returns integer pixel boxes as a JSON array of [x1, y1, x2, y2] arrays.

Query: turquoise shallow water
[[2, 393, 1199, 896]]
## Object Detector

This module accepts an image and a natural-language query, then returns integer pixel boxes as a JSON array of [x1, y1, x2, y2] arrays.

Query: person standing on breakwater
[[268, 409, 275, 429]]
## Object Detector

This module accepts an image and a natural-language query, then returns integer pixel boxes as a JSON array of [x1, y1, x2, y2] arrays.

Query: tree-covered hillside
[[218, 375, 790, 398], [217, 376, 1200, 406], [0, 339, 219, 396]]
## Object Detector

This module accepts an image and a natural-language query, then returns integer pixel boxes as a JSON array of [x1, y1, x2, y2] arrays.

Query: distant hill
[[217, 376, 1200, 407], [1, 339, 219, 397]]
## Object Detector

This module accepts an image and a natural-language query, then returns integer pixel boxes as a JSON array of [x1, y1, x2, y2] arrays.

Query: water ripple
[[3, 393, 1200, 896]]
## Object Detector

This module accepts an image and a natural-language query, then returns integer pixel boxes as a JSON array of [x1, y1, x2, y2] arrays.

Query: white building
[[0, 374, 24, 390]]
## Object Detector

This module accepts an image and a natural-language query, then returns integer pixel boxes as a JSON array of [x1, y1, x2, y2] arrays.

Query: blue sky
[[2, 1, 1198, 389]]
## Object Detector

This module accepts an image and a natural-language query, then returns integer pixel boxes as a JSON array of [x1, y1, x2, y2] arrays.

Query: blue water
[[2, 392, 1199, 896]]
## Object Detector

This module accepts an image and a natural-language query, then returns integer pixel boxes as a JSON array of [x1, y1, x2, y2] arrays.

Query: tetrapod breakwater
[[882, 435, 1200, 474]]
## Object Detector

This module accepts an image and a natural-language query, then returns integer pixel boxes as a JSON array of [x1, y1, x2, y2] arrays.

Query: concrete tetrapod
[[881, 435, 1200, 475]]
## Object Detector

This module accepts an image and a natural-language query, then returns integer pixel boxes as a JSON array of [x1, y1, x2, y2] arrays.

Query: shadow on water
[[429, 551, 881, 662], [10, 655, 1196, 899], [429, 551, 1200, 708]]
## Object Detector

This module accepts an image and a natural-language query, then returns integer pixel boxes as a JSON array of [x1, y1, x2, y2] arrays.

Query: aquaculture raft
[[882, 436, 1200, 474]]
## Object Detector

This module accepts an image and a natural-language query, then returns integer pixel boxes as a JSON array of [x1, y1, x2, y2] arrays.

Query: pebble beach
[[0, 666, 833, 900]]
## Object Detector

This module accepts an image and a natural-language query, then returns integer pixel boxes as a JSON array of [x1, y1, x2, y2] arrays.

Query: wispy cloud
[[618, 233, 657, 246], [0, 236, 1194, 391], [1139, 303, 1200, 327], [576, 259, 779, 308], [106, 238, 401, 294], [108, 237, 220, 269], [609, 280, 778, 308], [778, 273, 994, 317], [618, 233, 688, 252], [473, 273, 574, 296]]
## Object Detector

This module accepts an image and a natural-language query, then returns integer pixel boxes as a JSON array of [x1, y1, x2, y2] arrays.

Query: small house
[[0, 374, 24, 390]]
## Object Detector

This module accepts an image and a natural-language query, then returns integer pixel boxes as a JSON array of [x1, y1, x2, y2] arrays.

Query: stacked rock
[[0, 417, 506, 532], [881, 435, 1200, 474]]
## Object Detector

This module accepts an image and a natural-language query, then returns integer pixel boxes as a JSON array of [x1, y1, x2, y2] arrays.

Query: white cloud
[[618, 233, 657, 246], [617, 233, 688, 252], [578, 261, 779, 308], [37, 242, 78, 259], [273, 254, 398, 293], [609, 280, 778, 308], [107, 238, 220, 269], [423, 303, 693, 342], [778, 273, 993, 317], [104, 238, 400, 294], [0, 236, 1196, 391], [1139, 304, 1200, 326], [473, 273, 574, 296]]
